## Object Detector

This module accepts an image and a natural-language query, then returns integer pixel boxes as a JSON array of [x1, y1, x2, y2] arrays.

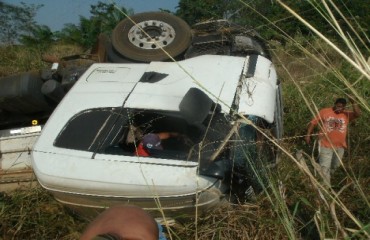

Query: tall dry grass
[[0, 44, 84, 77], [262, 1, 369, 239]]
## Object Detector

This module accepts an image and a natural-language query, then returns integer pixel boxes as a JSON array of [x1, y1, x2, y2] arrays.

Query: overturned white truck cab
[[31, 12, 283, 217]]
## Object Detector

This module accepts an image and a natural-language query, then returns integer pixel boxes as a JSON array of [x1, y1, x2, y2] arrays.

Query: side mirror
[[179, 88, 213, 125], [199, 159, 230, 179]]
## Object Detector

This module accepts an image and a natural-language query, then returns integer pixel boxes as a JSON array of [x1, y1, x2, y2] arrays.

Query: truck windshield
[[54, 108, 127, 152], [53, 108, 203, 159]]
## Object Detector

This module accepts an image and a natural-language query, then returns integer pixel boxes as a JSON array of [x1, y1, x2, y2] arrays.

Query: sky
[[6, 0, 180, 31]]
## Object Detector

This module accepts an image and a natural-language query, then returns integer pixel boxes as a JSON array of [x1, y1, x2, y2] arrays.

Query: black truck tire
[[112, 12, 192, 62]]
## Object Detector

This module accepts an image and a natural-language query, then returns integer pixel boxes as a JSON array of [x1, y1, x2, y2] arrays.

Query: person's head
[[80, 205, 159, 240], [142, 133, 163, 152], [333, 98, 347, 114]]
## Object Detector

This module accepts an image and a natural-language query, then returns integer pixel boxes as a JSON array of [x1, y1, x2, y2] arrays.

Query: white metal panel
[[32, 151, 213, 196], [125, 55, 245, 112], [237, 56, 278, 123], [0, 133, 39, 152], [86, 66, 132, 82], [238, 78, 277, 122], [1, 132, 39, 171], [1, 152, 32, 170]]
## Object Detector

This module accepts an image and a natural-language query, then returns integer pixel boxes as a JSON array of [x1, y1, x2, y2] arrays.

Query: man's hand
[[348, 95, 356, 104], [305, 122, 315, 145], [305, 135, 311, 145], [347, 95, 361, 119]]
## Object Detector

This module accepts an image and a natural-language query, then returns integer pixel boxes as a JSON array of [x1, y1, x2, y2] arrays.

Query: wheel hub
[[128, 20, 176, 50]]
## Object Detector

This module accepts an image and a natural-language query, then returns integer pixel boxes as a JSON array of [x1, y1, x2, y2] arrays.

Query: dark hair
[[335, 98, 347, 105]]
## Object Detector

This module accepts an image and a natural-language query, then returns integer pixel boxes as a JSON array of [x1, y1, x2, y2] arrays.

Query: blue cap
[[142, 134, 163, 150]]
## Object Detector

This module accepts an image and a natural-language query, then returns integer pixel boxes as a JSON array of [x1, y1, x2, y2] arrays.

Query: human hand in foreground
[[80, 205, 158, 240]]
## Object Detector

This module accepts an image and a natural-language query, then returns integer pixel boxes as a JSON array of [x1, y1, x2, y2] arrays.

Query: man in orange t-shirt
[[305, 97, 361, 186]]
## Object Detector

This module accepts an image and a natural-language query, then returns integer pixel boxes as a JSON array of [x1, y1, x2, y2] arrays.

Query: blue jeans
[[319, 146, 344, 186]]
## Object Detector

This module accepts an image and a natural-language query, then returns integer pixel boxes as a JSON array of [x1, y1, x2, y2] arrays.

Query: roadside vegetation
[[1, 0, 369, 239]]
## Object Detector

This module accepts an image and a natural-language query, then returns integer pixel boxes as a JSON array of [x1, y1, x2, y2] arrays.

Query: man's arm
[[349, 97, 361, 120], [157, 132, 180, 140], [305, 122, 316, 145]]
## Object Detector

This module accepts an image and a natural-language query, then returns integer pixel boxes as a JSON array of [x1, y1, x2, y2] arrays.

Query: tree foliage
[[19, 25, 54, 49], [176, 0, 369, 45], [175, 0, 317, 38], [1, 1, 129, 49], [0, 1, 41, 45], [176, 0, 229, 26], [57, 1, 129, 49]]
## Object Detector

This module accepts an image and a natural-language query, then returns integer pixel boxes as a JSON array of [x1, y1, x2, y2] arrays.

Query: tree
[[90, 1, 127, 34], [57, 1, 130, 49], [175, 0, 369, 45], [19, 25, 54, 49], [226, 0, 311, 40], [0, 1, 41, 45], [176, 0, 230, 26]]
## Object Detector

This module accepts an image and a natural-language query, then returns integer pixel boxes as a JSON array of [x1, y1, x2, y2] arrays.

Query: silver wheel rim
[[127, 20, 176, 50]]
